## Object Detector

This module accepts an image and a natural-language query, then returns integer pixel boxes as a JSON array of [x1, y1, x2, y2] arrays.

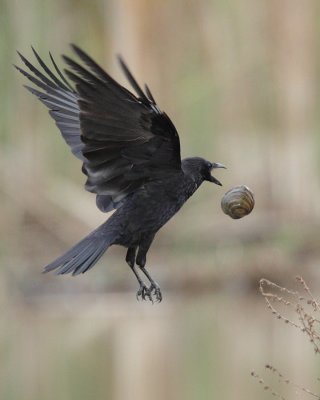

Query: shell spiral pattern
[[221, 185, 254, 219]]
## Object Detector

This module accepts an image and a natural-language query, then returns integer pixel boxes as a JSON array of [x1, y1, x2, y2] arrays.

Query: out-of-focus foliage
[[1, 1, 320, 399]]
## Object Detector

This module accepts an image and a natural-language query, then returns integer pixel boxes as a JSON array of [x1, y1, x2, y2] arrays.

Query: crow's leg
[[136, 239, 162, 303], [126, 246, 151, 301]]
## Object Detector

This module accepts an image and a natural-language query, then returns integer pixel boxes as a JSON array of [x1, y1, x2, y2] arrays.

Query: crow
[[15, 45, 225, 302]]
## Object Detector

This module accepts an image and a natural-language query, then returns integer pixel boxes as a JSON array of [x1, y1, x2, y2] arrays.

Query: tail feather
[[55, 242, 96, 275], [72, 241, 107, 275], [44, 223, 113, 276]]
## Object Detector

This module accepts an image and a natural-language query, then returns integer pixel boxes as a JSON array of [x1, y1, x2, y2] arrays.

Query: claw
[[136, 283, 153, 302], [155, 288, 162, 303], [142, 287, 153, 302], [136, 282, 162, 303], [149, 282, 162, 303], [136, 283, 147, 301]]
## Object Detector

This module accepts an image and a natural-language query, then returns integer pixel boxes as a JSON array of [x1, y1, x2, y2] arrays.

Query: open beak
[[209, 175, 222, 186], [209, 162, 226, 186], [212, 162, 226, 170]]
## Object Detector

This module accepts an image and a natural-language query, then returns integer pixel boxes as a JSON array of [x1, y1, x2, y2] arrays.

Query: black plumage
[[16, 45, 225, 302]]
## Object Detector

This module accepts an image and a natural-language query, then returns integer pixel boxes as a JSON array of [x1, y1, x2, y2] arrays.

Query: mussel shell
[[221, 185, 254, 219]]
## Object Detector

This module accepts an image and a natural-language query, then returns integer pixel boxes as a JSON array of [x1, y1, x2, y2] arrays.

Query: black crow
[[15, 45, 225, 302]]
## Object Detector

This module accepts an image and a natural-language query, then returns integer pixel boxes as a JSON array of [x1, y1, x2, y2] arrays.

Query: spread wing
[[16, 45, 181, 207], [64, 45, 181, 202]]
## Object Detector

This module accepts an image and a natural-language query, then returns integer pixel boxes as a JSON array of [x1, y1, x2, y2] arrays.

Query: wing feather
[[15, 52, 84, 160], [16, 45, 182, 211]]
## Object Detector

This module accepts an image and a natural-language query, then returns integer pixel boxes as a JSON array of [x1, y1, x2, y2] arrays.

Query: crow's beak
[[212, 162, 226, 170], [209, 162, 226, 186], [208, 175, 223, 186]]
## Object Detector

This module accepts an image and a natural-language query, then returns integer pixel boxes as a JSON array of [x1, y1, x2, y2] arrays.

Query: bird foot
[[136, 282, 162, 303], [136, 283, 153, 302], [149, 282, 162, 303]]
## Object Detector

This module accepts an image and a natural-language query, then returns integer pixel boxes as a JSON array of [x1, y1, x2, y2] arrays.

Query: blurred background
[[1, 0, 320, 399]]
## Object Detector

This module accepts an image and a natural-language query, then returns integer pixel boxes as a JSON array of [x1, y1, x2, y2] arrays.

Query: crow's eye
[[206, 162, 212, 170]]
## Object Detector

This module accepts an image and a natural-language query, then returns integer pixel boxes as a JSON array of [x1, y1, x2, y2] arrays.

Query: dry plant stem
[[253, 277, 320, 398], [259, 278, 300, 330], [265, 365, 320, 399], [251, 370, 286, 400], [296, 276, 320, 313], [259, 277, 320, 354]]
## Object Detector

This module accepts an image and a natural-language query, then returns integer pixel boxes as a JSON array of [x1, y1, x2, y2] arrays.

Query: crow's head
[[182, 157, 226, 185]]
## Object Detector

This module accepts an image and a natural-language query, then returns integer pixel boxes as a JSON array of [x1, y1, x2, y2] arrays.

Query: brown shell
[[221, 185, 255, 219]]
